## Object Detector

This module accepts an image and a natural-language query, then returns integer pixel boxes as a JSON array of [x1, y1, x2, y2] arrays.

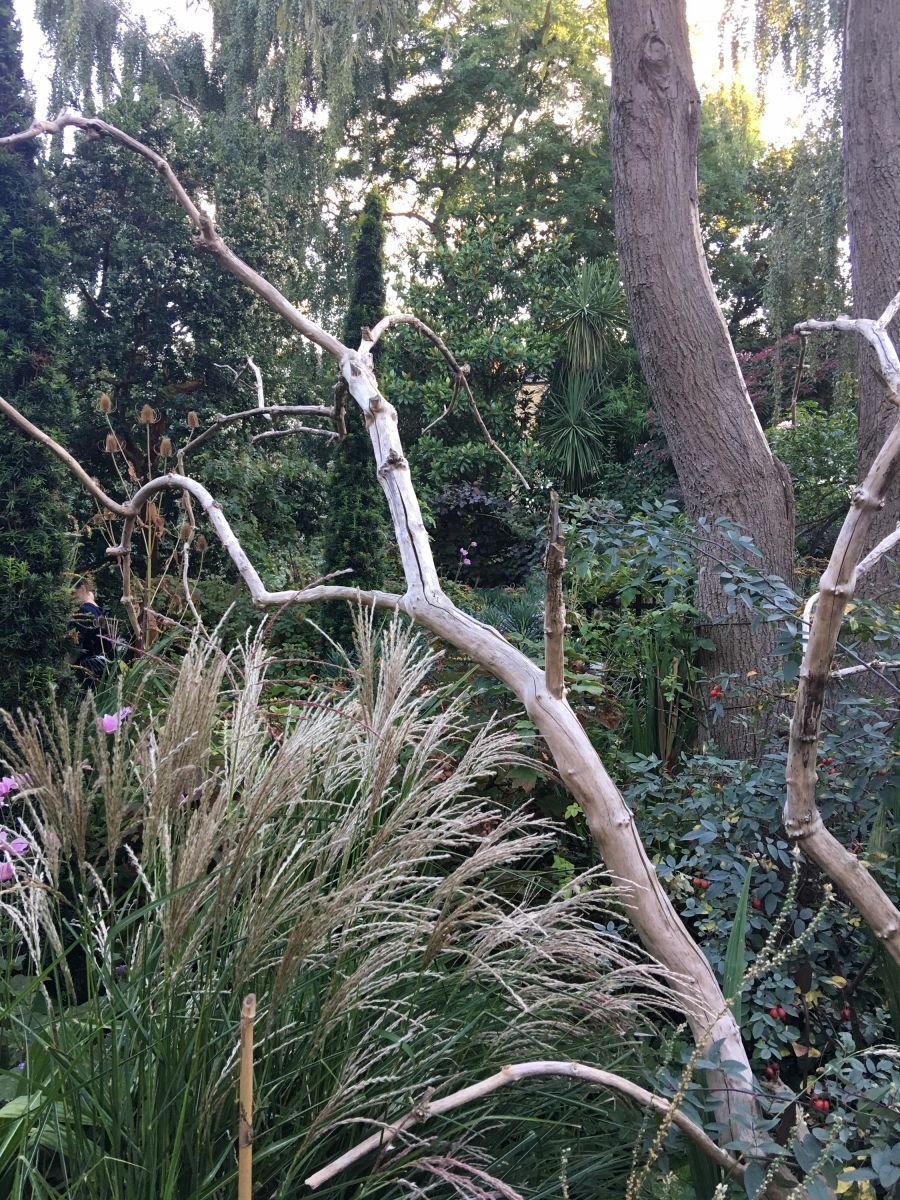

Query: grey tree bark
[[843, 0, 900, 601], [607, 0, 795, 754]]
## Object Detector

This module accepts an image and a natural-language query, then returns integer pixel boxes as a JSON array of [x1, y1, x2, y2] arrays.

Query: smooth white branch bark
[[801, 523, 900, 655], [246, 356, 271, 421], [788, 302, 900, 963], [304, 1061, 748, 1191]]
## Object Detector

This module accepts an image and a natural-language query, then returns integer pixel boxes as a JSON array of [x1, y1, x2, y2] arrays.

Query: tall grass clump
[[0, 615, 671, 1199]]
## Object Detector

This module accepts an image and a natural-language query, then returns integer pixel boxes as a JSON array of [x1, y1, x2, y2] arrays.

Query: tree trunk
[[843, 0, 900, 601], [607, 0, 795, 755]]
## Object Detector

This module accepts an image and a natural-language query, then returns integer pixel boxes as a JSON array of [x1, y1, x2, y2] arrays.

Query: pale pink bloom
[[463, 557, 472, 566], [470, 540, 477, 547], [98, 706, 133, 734], [0, 862, 14, 884]]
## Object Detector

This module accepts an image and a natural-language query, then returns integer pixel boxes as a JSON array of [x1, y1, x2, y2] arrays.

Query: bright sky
[[14, 0, 808, 146]]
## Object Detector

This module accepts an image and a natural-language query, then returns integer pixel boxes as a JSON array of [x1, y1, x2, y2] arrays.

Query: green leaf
[[723, 864, 752, 1027]]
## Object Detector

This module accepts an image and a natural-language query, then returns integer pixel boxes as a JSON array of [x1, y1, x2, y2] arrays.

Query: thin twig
[[363, 314, 529, 487], [252, 426, 338, 445], [181, 406, 336, 457], [789, 332, 808, 428]]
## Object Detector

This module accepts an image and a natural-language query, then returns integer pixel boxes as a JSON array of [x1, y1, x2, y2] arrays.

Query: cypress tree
[[322, 190, 390, 647], [0, 0, 73, 711]]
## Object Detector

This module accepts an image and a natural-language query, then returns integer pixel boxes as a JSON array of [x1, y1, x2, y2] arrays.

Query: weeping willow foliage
[[209, 0, 418, 128], [35, 0, 159, 110], [720, 0, 845, 94], [719, 1, 847, 346]]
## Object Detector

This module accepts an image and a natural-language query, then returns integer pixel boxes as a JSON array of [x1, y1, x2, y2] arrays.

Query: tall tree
[[606, 0, 795, 753], [322, 190, 390, 645], [0, 0, 72, 710], [843, 0, 900, 599]]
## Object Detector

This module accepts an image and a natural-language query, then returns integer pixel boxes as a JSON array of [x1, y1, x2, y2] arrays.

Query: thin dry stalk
[[239, 993, 256, 1200]]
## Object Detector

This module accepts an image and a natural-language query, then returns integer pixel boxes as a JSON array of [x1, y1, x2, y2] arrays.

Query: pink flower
[[0, 776, 19, 804], [459, 547, 467, 555], [470, 541, 477, 547], [98, 706, 133, 734], [0, 832, 29, 885], [463, 557, 472, 566]]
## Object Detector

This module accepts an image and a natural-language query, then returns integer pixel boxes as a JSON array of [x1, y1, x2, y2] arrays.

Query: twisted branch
[[304, 1060, 746, 1191], [787, 291, 900, 963]]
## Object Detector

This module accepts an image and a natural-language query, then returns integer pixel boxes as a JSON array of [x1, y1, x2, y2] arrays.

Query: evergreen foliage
[[0, 0, 72, 712], [322, 190, 390, 645]]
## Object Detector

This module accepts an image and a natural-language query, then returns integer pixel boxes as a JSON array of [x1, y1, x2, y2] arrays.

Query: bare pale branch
[[181, 405, 337, 458], [252, 426, 338, 445], [304, 1060, 747, 1191], [0, 110, 348, 362], [787, 307, 900, 963]]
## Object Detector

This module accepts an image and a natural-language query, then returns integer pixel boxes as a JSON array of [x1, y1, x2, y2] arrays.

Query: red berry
[[700, 879, 710, 889], [766, 1063, 780, 1079], [709, 685, 723, 699], [841, 1006, 851, 1021], [752, 898, 763, 910], [823, 757, 833, 766], [693, 877, 702, 887], [778, 1006, 787, 1019], [769, 1006, 781, 1019], [814, 1098, 830, 1113]]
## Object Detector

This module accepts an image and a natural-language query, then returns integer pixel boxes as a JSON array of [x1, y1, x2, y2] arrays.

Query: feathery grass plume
[[0, 615, 672, 1199]]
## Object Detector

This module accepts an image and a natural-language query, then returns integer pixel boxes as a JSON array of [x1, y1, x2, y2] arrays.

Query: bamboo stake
[[238, 994, 256, 1200]]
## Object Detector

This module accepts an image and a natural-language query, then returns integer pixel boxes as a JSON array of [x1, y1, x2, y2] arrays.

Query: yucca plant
[[0, 615, 670, 1199], [541, 373, 611, 494], [549, 264, 628, 375]]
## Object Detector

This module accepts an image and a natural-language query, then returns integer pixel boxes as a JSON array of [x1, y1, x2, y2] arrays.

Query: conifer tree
[[0, 0, 73, 710], [322, 190, 390, 646]]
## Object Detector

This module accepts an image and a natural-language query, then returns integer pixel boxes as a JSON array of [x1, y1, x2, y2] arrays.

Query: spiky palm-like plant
[[549, 263, 628, 375], [541, 371, 610, 493], [0, 616, 668, 1199]]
